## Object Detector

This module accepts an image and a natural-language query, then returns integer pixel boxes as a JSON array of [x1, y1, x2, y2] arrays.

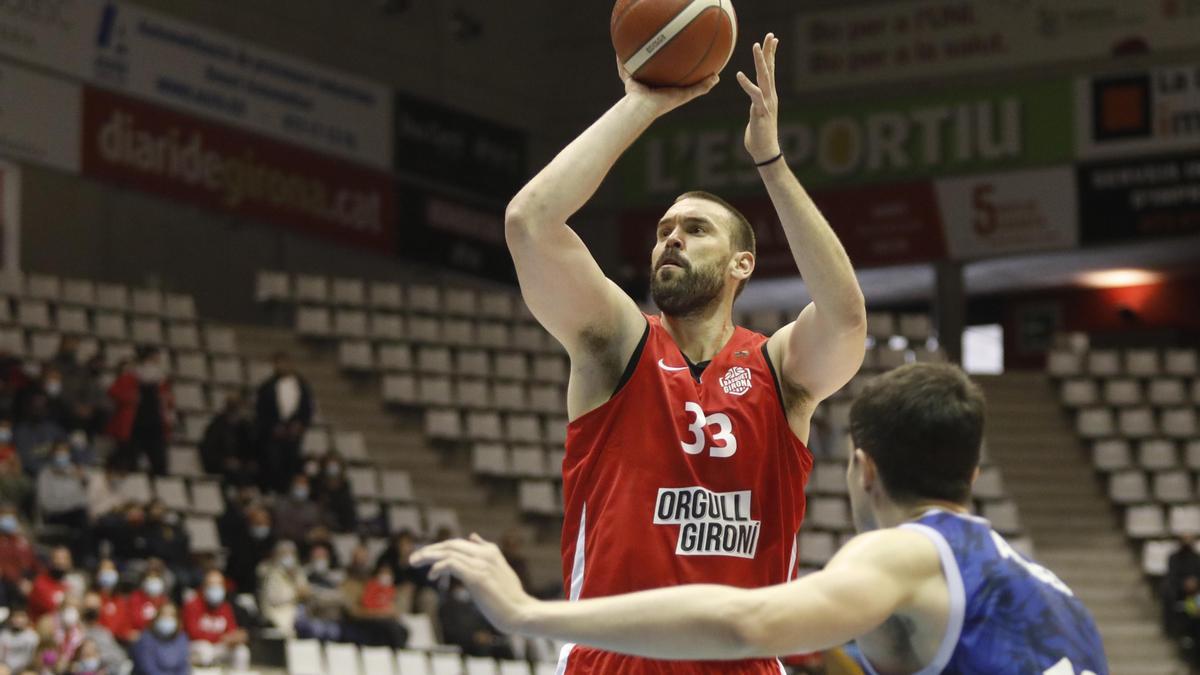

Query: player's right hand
[[618, 55, 719, 117], [410, 533, 536, 634]]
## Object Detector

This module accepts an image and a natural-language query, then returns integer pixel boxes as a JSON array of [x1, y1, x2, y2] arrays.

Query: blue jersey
[[860, 509, 1108, 675]]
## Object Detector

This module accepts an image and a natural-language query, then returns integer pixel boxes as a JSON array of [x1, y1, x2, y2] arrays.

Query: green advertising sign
[[623, 78, 1074, 205]]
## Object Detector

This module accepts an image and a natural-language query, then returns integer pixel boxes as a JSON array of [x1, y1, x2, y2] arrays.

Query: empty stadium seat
[[473, 443, 510, 476], [417, 377, 453, 407], [162, 294, 195, 321], [430, 653, 462, 675], [798, 530, 836, 566], [286, 638, 323, 675], [1087, 350, 1121, 376], [202, 326, 238, 355], [477, 322, 512, 349], [1148, 378, 1187, 406], [494, 353, 529, 381], [29, 333, 59, 361], [456, 379, 491, 409], [334, 310, 369, 338], [55, 306, 89, 334], [1118, 407, 1156, 438], [1142, 539, 1179, 576], [1126, 504, 1167, 539], [1138, 439, 1178, 470], [973, 466, 1005, 501], [256, 271, 291, 303], [339, 341, 375, 371], [368, 313, 404, 342], [383, 375, 417, 405], [510, 446, 548, 477], [1103, 378, 1142, 406], [62, 279, 96, 306], [211, 356, 245, 386], [1047, 350, 1083, 377], [981, 501, 1021, 535], [1125, 349, 1160, 376], [1108, 471, 1149, 504], [332, 278, 366, 307], [154, 477, 190, 512], [369, 282, 404, 310], [1162, 408, 1197, 438], [407, 317, 441, 343], [190, 481, 224, 516], [542, 418, 568, 446], [388, 505, 423, 535], [479, 291, 515, 320], [348, 467, 380, 500], [519, 481, 559, 515], [407, 285, 442, 314], [897, 314, 931, 342], [380, 470, 414, 503], [1164, 349, 1198, 376], [119, 473, 153, 503], [361, 646, 395, 675], [0, 328, 24, 355], [498, 660, 532, 675], [456, 349, 491, 377], [185, 516, 221, 554], [1169, 505, 1200, 536], [865, 312, 895, 338], [396, 650, 431, 675], [513, 325, 547, 353], [808, 497, 851, 531], [445, 288, 478, 316], [493, 382, 528, 412], [325, 642, 362, 675], [1076, 408, 1114, 438], [465, 656, 498, 675], [131, 289, 164, 316], [1153, 470, 1193, 503], [167, 446, 204, 478], [173, 382, 209, 413], [296, 307, 332, 337], [424, 409, 462, 440], [175, 352, 210, 382], [334, 431, 368, 462], [402, 614, 439, 650], [95, 283, 129, 311], [416, 347, 453, 375], [295, 275, 330, 304], [379, 345, 413, 372], [94, 312, 127, 340], [1186, 441, 1200, 470], [166, 323, 200, 350]]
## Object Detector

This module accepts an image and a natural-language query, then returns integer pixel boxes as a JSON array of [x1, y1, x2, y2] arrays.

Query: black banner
[[395, 184, 515, 283], [1078, 152, 1200, 244], [393, 92, 527, 202]]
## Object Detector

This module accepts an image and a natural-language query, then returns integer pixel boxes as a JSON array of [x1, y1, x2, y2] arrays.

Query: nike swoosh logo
[[658, 359, 689, 372]]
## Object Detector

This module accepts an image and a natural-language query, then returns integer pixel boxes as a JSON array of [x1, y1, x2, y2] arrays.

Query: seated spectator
[[144, 500, 191, 582], [13, 393, 67, 476], [1166, 534, 1200, 639], [131, 603, 189, 675], [199, 391, 257, 486], [107, 348, 174, 476], [28, 547, 73, 621], [302, 544, 345, 640], [376, 529, 438, 618], [259, 540, 309, 638], [60, 346, 111, 436], [312, 453, 356, 532], [36, 442, 89, 531], [127, 564, 169, 635], [0, 504, 39, 603], [80, 590, 131, 675], [85, 457, 128, 523], [66, 638, 107, 675], [93, 560, 134, 643], [343, 558, 407, 649], [38, 365, 74, 431], [225, 506, 275, 595], [272, 474, 323, 544], [66, 429, 97, 467], [95, 503, 152, 564], [439, 577, 512, 659], [0, 421, 31, 508], [35, 599, 86, 668], [182, 570, 250, 670], [0, 608, 39, 672]]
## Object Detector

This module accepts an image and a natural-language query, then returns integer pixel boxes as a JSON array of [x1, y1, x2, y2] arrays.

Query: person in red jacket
[[182, 570, 250, 669], [127, 564, 169, 633], [28, 546, 72, 621], [0, 502, 40, 601], [95, 558, 135, 643], [106, 348, 174, 475]]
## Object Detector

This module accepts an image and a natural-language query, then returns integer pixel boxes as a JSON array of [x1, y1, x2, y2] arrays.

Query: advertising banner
[[935, 166, 1079, 260], [623, 78, 1072, 205], [394, 92, 527, 201], [81, 86, 396, 252], [1078, 153, 1200, 244], [395, 185, 513, 282], [794, 0, 1200, 92], [0, 60, 81, 171], [0, 0, 392, 168], [1077, 63, 1200, 160]]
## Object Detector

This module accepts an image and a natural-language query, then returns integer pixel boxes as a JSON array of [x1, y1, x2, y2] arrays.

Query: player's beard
[[650, 257, 726, 317]]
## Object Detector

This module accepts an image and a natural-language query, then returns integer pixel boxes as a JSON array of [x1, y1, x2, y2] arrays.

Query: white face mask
[[60, 606, 80, 627]]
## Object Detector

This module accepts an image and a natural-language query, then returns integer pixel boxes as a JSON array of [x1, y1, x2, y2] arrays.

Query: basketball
[[611, 0, 738, 87]]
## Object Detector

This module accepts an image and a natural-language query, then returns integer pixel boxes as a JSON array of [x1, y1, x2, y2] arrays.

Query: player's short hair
[[674, 191, 755, 299], [849, 363, 985, 504]]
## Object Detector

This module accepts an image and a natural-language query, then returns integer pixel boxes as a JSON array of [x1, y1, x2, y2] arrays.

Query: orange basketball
[[611, 0, 738, 88]]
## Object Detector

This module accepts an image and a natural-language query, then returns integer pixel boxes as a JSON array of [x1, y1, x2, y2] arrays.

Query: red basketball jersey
[[559, 315, 813, 674]]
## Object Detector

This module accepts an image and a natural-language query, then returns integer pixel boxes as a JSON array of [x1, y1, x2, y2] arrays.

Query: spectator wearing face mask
[[225, 506, 275, 595], [312, 453, 356, 532], [93, 560, 134, 644], [143, 500, 190, 580], [199, 392, 256, 486], [28, 547, 73, 622], [300, 544, 344, 641], [57, 340, 110, 437], [79, 591, 128, 675], [344, 560, 408, 649], [131, 603, 189, 675], [36, 598, 86, 668], [438, 576, 513, 659], [0, 503, 39, 603], [67, 638, 107, 675], [0, 420, 31, 508], [36, 442, 89, 531], [182, 570, 249, 669], [0, 608, 39, 672], [106, 348, 174, 476], [259, 540, 309, 638], [13, 392, 67, 477], [127, 566, 169, 635], [272, 474, 323, 544]]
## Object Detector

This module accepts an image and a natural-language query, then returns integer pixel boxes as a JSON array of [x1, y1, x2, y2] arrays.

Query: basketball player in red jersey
[[505, 34, 865, 673]]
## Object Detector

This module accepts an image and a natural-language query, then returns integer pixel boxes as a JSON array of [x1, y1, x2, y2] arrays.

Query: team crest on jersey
[[654, 487, 760, 558], [720, 366, 752, 396]]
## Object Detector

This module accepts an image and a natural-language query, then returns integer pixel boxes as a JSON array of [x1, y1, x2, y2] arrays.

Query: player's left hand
[[737, 33, 781, 164], [410, 533, 536, 633]]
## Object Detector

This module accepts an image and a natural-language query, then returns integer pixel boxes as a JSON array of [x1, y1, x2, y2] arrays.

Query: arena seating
[[1048, 342, 1200, 577]]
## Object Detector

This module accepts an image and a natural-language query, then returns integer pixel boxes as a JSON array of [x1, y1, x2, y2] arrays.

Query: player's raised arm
[[738, 35, 867, 405], [505, 63, 718, 361], [410, 529, 938, 660]]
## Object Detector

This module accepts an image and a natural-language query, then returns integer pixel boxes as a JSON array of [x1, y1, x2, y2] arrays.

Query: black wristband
[[755, 152, 784, 168]]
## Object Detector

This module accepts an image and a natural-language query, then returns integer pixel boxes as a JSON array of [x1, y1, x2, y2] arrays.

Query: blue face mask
[[143, 577, 164, 597], [79, 657, 101, 672], [291, 487, 309, 501], [0, 428, 11, 444], [53, 453, 71, 469], [204, 585, 226, 606], [250, 525, 271, 540], [154, 616, 177, 636], [0, 515, 18, 534], [97, 569, 118, 589]]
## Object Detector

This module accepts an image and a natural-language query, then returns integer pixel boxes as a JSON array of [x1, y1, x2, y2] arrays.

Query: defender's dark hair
[[849, 363, 985, 504], [674, 191, 756, 299]]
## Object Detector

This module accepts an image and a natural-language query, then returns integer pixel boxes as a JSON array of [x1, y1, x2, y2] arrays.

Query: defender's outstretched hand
[[619, 55, 719, 118], [410, 534, 535, 634], [737, 34, 782, 164]]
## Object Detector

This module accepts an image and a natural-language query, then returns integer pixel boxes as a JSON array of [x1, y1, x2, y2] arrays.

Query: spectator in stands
[[225, 506, 275, 595], [38, 365, 74, 431], [438, 576, 512, 659], [144, 500, 191, 584], [85, 457, 127, 523], [0, 420, 31, 508], [0, 609, 38, 672], [376, 529, 437, 617], [312, 453, 356, 532], [302, 544, 344, 639], [127, 564, 169, 635], [344, 558, 407, 649], [199, 391, 256, 485], [272, 474, 323, 545], [35, 442, 89, 531], [131, 603, 189, 675], [36, 598, 86, 668], [95, 503, 152, 565], [499, 528, 533, 592], [0, 503, 38, 603], [28, 547, 73, 621], [66, 638, 106, 675], [62, 353, 111, 438], [259, 540, 308, 638], [182, 570, 250, 670], [13, 393, 67, 477], [1166, 534, 1200, 641], [94, 560, 134, 644], [80, 591, 129, 674], [107, 347, 174, 476], [255, 351, 314, 493]]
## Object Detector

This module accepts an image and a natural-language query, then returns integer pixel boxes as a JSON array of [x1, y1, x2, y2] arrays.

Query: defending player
[[503, 33, 866, 673], [415, 364, 1110, 675]]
